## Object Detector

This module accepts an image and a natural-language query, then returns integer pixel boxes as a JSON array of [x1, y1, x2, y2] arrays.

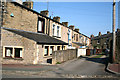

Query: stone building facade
[[91, 31, 112, 49], [91, 30, 120, 63], [1, 2, 90, 64]]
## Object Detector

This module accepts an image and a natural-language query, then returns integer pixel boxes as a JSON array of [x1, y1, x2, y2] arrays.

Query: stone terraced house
[[91, 30, 120, 63], [1, 1, 90, 64]]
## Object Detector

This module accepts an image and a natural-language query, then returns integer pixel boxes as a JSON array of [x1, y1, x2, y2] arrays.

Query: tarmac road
[[2, 55, 119, 79]]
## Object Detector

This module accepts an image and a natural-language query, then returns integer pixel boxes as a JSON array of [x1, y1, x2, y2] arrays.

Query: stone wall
[[91, 36, 112, 49], [1, 29, 37, 64], [3, 2, 38, 32], [1, 2, 38, 64], [52, 49, 77, 64]]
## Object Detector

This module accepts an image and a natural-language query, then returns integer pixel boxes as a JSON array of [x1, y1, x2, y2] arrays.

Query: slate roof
[[10, 2, 90, 39], [2, 27, 68, 45], [91, 33, 112, 40]]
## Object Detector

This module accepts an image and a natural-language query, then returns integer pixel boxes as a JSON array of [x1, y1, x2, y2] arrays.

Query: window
[[62, 46, 65, 50], [50, 46, 54, 55], [4, 47, 23, 58], [86, 38, 88, 43], [68, 30, 71, 40], [5, 47, 13, 58], [52, 24, 55, 36], [76, 34, 78, 41], [80, 36, 82, 39], [74, 34, 76, 40], [57, 46, 60, 50], [44, 46, 49, 56], [15, 48, 22, 58], [97, 40, 100, 44], [38, 17, 44, 33], [57, 26, 59, 37]]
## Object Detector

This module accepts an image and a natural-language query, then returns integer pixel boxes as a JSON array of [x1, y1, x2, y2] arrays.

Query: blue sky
[[33, 2, 119, 37]]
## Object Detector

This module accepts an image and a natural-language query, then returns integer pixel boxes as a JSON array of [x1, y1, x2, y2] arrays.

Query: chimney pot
[[62, 22, 68, 27], [69, 25, 75, 30], [117, 28, 120, 32], [23, 0, 33, 9], [74, 28, 79, 32], [107, 31, 110, 34], [98, 32, 101, 36], [40, 10, 49, 17], [53, 16, 60, 22], [90, 34, 94, 38]]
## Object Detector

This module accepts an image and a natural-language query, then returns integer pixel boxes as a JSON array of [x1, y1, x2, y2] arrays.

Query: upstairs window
[[57, 26, 60, 37], [86, 38, 88, 43], [74, 34, 76, 40], [68, 30, 71, 40], [52, 24, 55, 36], [76, 34, 78, 41], [38, 17, 45, 33]]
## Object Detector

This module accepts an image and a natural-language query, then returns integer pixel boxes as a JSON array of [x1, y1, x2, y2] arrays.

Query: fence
[[52, 49, 77, 64]]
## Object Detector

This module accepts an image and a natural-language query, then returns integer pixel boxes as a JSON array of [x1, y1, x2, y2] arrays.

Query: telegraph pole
[[112, 0, 116, 63]]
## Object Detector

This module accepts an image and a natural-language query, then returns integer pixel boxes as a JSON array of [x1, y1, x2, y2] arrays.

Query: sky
[[32, 2, 119, 37]]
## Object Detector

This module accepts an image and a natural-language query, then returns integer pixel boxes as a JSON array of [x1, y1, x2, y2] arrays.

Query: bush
[[56, 62, 61, 64]]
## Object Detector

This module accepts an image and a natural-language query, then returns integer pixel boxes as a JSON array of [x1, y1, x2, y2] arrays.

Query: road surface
[[2, 55, 119, 79]]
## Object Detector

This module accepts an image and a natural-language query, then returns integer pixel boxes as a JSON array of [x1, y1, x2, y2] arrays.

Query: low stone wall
[[52, 49, 77, 64]]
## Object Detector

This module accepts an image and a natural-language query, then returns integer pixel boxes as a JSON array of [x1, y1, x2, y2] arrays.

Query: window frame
[[50, 46, 54, 55], [37, 17, 45, 33], [14, 48, 23, 58], [44, 46, 49, 56], [5, 47, 13, 58], [76, 34, 78, 41], [3, 46, 24, 59], [57, 26, 60, 37]]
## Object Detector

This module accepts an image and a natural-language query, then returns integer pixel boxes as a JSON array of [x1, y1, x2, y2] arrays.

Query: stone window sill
[[3, 57, 24, 60]]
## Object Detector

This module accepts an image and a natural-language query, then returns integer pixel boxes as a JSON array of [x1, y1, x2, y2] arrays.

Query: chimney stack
[[23, 0, 33, 9], [62, 22, 68, 27], [69, 25, 75, 30], [75, 28, 79, 32], [98, 32, 101, 36], [40, 10, 49, 17], [90, 34, 94, 38], [53, 16, 60, 22], [107, 31, 110, 34]]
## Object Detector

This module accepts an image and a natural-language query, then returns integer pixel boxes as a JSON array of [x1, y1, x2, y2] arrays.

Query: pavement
[[107, 63, 120, 74]]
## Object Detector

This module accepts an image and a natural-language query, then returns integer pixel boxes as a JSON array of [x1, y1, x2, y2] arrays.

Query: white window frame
[[57, 26, 60, 37], [3, 46, 24, 58]]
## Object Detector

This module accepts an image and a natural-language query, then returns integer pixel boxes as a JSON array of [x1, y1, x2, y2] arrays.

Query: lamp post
[[112, 0, 116, 63]]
